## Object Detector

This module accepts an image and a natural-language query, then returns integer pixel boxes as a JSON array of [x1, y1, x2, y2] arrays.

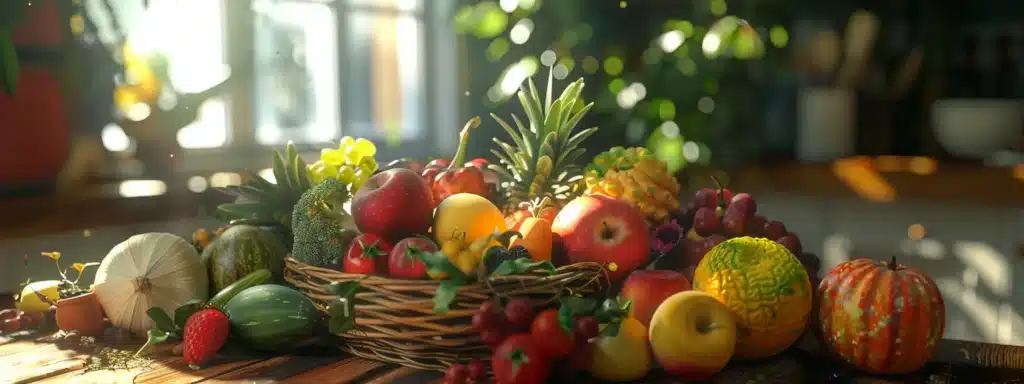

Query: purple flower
[[651, 219, 684, 254]]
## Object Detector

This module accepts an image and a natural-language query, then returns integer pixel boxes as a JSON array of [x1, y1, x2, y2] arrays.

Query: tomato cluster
[[443, 297, 601, 384]]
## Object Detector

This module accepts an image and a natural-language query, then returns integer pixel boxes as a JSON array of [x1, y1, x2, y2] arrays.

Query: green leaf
[[146, 307, 178, 333], [0, 28, 19, 96], [433, 277, 466, 314], [324, 279, 362, 335], [491, 258, 556, 276], [416, 249, 466, 281], [272, 150, 293, 193], [601, 318, 623, 338], [174, 298, 206, 328], [557, 305, 575, 334], [327, 297, 356, 335], [134, 328, 170, 357], [594, 297, 631, 325], [217, 202, 270, 219], [563, 296, 599, 315], [323, 280, 362, 298]]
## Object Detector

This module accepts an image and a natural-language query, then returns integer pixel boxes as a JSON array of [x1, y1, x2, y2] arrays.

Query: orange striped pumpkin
[[816, 256, 945, 375]]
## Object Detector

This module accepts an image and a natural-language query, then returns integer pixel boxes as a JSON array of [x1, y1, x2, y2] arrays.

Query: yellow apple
[[589, 317, 652, 382], [649, 291, 737, 381]]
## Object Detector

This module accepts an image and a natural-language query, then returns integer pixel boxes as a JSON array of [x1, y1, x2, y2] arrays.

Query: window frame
[[161, 0, 461, 174]]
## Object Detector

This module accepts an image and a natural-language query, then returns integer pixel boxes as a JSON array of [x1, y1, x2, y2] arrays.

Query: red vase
[[0, 69, 71, 190], [0, 0, 71, 191]]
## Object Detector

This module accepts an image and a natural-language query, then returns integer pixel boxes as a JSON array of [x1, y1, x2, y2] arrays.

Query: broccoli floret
[[291, 179, 359, 266]]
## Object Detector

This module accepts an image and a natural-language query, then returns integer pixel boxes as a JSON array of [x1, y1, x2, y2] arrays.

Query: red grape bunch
[[680, 182, 821, 283], [444, 297, 600, 384]]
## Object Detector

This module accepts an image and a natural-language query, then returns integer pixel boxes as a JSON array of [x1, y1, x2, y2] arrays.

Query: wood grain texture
[[1, 332, 1023, 383], [280, 357, 390, 383], [0, 344, 86, 384], [202, 355, 341, 383], [134, 356, 268, 384]]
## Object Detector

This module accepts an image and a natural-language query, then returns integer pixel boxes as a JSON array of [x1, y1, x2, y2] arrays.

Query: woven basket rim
[[284, 256, 611, 288]]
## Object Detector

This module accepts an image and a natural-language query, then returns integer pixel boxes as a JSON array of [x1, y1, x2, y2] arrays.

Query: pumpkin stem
[[133, 277, 152, 293], [888, 256, 899, 271]]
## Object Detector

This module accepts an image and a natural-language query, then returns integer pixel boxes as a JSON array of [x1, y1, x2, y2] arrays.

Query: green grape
[[320, 163, 340, 180], [592, 152, 614, 170], [609, 146, 626, 157], [351, 169, 370, 192], [321, 148, 345, 167], [307, 160, 326, 181], [337, 165, 357, 185], [353, 138, 377, 157], [357, 156, 378, 174], [343, 147, 364, 165], [307, 164, 324, 185], [338, 136, 356, 150]]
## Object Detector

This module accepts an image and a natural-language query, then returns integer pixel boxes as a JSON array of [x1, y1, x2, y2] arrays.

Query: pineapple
[[584, 147, 681, 225], [217, 142, 312, 228], [489, 71, 598, 213]]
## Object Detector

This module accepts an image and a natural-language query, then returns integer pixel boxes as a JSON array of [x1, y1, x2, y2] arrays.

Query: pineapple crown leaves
[[216, 142, 312, 227], [488, 68, 598, 205]]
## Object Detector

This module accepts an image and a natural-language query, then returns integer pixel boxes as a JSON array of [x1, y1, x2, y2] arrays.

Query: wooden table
[[3, 331, 1024, 383]]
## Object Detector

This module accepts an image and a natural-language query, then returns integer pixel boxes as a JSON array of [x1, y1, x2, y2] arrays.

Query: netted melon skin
[[693, 237, 813, 359]]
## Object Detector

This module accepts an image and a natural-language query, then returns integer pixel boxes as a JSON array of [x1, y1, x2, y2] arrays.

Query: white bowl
[[932, 99, 1022, 159]]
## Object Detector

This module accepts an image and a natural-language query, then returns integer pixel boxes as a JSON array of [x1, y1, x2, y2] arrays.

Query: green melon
[[201, 225, 287, 294], [222, 284, 320, 351]]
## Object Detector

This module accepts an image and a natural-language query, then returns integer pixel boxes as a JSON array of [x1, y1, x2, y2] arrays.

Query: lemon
[[433, 193, 507, 245], [17, 280, 61, 312]]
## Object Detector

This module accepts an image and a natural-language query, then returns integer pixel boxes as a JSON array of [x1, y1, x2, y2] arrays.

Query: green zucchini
[[207, 269, 272, 309]]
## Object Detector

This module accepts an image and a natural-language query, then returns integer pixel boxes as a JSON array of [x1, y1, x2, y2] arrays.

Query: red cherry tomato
[[492, 334, 550, 384], [387, 237, 436, 278], [529, 309, 574, 358], [343, 233, 393, 274]]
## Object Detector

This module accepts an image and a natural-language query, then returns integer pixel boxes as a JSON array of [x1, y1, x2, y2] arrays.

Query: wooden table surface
[[4, 330, 1024, 384]]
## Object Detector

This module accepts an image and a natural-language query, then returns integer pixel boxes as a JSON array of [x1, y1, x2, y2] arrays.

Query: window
[[91, 0, 458, 171]]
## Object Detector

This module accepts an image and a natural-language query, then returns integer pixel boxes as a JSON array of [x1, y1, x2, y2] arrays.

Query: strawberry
[[183, 309, 230, 368]]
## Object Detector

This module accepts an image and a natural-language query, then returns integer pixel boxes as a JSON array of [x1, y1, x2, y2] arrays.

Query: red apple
[[551, 195, 651, 281], [352, 168, 434, 241], [621, 270, 692, 328]]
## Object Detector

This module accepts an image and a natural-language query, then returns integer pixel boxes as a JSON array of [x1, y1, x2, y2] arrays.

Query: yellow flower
[[72, 263, 86, 274], [41, 252, 61, 261], [608, 262, 618, 272]]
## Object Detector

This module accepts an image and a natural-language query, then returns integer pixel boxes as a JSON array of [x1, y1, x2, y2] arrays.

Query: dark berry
[[483, 246, 512, 274], [507, 245, 531, 260]]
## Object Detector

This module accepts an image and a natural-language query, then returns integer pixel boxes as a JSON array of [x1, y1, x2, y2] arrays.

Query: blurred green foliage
[[454, 0, 794, 171]]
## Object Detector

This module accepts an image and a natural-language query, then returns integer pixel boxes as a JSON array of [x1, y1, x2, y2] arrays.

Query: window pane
[[345, 11, 424, 142], [111, 0, 229, 149], [253, 0, 341, 145], [346, 0, 422, 12]]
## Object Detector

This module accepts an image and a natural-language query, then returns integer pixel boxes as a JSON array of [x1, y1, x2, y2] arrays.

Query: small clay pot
[[55, 292, 106, 336]]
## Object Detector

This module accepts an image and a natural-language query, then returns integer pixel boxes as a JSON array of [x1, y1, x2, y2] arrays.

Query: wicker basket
[[284, 257, 609, 371]]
